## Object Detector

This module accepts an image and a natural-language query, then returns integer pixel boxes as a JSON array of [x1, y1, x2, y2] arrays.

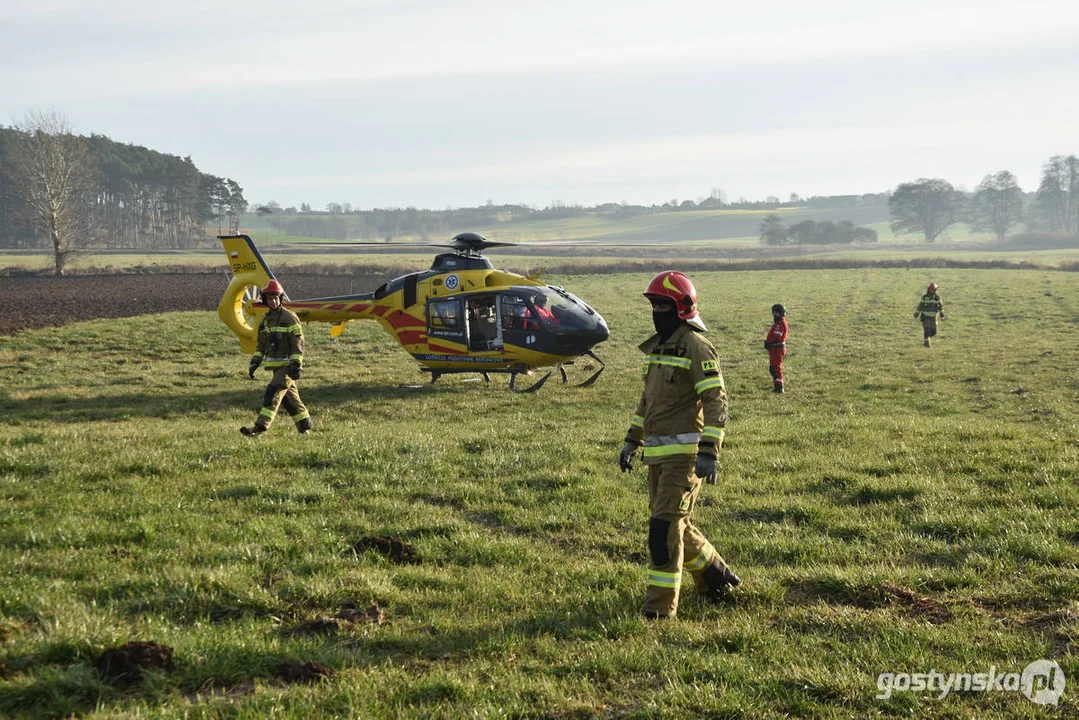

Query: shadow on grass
[[0, 606, 631, 718], [1, 381, 431, 424]]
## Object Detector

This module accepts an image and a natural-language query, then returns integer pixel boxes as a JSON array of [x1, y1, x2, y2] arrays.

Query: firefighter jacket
[[765, 318, 788, 349], [916, 293, 944, 318], [253, 307, 304, 368], [625, 323, 728, 464]]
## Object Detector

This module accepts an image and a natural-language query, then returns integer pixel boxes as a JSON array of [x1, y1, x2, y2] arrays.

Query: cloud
[[3, 0, 1078, 98]]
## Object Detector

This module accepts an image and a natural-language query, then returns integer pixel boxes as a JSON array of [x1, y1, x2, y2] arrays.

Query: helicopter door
[[426, 297, 466, 345], [466, 295, 502, 351]]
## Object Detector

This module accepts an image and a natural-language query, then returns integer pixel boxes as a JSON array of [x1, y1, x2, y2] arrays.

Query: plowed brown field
[[0, 273, 384, 335]]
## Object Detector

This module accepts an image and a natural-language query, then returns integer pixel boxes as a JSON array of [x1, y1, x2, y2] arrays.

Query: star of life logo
[[876, 660, 1065, 705], [444, 274, 460, 290]]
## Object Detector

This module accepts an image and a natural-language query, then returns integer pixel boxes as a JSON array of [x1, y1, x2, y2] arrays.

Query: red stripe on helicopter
[[385, 312, 424, 328], [394, 330, 427, 346]]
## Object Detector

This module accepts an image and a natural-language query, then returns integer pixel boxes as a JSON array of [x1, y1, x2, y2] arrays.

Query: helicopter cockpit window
[[500, 294, 535, 331], [427, 298, 462, 336], [530, 287, 597, 332]]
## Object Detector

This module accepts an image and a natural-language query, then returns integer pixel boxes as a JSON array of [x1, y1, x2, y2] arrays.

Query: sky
[[2, 0, 1078, 211]]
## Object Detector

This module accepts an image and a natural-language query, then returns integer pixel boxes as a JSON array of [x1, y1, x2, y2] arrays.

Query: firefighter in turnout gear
[[618, 271, 740, 620], [241, 280, 312, 436], [765, 303, 788, 393], [914, 282, 945, 347]]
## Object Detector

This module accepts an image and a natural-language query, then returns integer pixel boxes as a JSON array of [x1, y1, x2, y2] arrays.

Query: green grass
[[1, 269, 1077, 718]]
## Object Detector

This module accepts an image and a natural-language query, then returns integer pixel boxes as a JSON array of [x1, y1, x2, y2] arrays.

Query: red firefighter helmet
[[261, 279, 285, 302], [644, 271, 706, 331], [927, 282, 938, 293], [262, 279, 284, 296]]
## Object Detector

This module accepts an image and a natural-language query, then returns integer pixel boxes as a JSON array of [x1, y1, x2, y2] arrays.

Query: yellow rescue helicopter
[[217, 232, 609, 391]]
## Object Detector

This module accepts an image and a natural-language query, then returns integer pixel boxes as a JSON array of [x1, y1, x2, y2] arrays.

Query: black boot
[[773, 384, 784, 393], [240, 425, 267, 436], [701, 558, 741, 601], [296, 418, 313, 434]]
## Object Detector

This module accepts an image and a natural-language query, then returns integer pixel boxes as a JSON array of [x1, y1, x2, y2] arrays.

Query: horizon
[[3, 1, 1078, 210]]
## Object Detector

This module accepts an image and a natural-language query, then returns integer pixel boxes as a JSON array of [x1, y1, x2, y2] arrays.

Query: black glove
[[248, 357, 261, 379], [287, 361, 302, 380], [939, 313, 946, 321], [913, 312, 920, 320], [764, 340, 770, 350], [694, 453, 718, 485], [619, 441, 639, 473]]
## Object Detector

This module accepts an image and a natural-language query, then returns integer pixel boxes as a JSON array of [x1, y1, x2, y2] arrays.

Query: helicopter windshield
[[496, 286, 598, 333]]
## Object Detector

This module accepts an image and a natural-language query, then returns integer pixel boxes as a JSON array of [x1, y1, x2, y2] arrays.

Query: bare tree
[[968, 170, 1024, 241], [4, 110, 97, 274], [888, 178, 962, 243]]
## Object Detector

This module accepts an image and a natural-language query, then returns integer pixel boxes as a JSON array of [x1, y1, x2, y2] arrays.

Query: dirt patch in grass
[[1021, 607, 1079, 630], [785, 578, 954, 623], [351, 536, 420, 564], [275, 659, 334, 684], [283, 603, 387, 637], [95, 641, 175, 684], [0, 272, 384, 335]]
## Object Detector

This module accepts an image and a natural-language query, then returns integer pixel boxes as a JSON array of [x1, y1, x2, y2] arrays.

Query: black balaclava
[[652, 305, 683, 341]]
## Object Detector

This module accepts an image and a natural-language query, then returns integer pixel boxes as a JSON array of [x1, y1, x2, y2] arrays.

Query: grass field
[[1, 268, 1077, 718]]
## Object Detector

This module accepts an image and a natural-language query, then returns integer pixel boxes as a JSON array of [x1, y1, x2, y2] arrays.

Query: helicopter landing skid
[[509, 370, 551, 393], [557, 350, 605, 387]]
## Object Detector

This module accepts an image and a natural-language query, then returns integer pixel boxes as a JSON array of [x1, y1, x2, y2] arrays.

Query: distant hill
[[241, 204, 897, 246]]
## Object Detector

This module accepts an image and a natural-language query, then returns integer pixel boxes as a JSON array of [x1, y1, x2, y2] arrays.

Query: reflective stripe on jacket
[[627, 323, 728, 463], [765, 318, 788, 349], [254, 307, 305, 368], [916, 293, 943, 318]]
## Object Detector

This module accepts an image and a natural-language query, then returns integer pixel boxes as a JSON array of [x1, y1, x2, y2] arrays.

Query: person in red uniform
[[764, 303, 788, 393], [524, 293, 558, 330]]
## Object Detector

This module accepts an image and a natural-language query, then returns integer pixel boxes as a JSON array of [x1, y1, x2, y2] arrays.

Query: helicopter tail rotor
[[218, 234, 279, 353]]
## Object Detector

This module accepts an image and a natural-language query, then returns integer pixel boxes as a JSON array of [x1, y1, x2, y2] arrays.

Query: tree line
[[886, 157, 1078, 243], [0, 112, 248, 274], [256, 192, 892, 243], [758, 154, 1078, 246]]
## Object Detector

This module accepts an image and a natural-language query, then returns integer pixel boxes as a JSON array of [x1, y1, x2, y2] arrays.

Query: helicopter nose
[[593, 315, 610, 344], [574, 314, 609, 351]]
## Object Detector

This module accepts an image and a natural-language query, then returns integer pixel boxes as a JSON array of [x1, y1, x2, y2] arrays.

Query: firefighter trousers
[[643, 456, 732, 618], [921, 315, 938, 339], [255, 367, 310, 430]]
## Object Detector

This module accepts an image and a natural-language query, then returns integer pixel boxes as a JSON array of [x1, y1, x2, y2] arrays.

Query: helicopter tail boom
[[218, 234, 277, 353]]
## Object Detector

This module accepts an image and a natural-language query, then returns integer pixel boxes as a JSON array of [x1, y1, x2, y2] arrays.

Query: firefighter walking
[[241, 280, 312, 436], [618, 271, 740, 620], [765, 303, 788, 393], [914, 282, 945, 347]]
